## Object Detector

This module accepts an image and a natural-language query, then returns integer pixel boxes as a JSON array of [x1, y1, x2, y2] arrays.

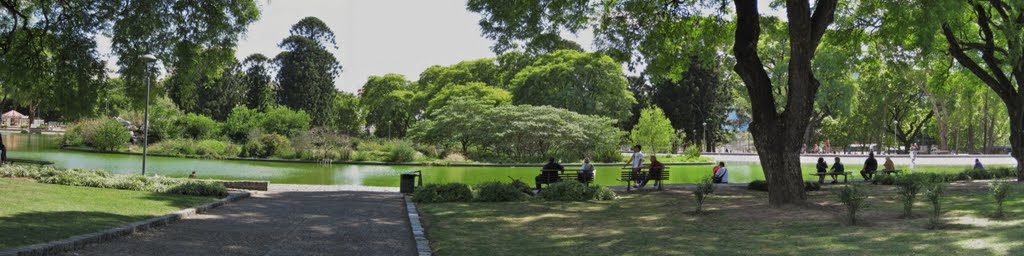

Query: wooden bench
[[879, 169, 903, 176], [618, 168, 671, 191], [809, 172, 852, 183], [4, 158, 54, 166], [536, 169, 595, 189]]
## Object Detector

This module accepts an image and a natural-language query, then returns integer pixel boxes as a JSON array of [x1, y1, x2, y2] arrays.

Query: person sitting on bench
[[883, 157, 895, 172], [861, 152, 878, 180], [712, 162, 729, 184], [639, 155, 664, 188], [974, 159, 985, 170], [578, 158, 595, 183], [829, 157, 844, 184], [816, 157, 829, 183], [535, 157, 564, 190]]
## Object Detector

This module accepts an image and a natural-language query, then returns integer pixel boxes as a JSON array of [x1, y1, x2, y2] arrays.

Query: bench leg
[[844, 175, 848, 183]]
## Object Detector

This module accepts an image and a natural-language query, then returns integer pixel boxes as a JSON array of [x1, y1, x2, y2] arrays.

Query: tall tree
[[241, 53, 276, 111], [360, 74, 414, 138], [631, 106, 674, 154], [470, 0, 840, 205], [511, 50, 636, 123], [276, 16, 342, 126]]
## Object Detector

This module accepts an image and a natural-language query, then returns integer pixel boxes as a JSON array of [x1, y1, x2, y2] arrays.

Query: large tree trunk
[[732, 0, 836, 206], [1009, 107, 1024, 181]]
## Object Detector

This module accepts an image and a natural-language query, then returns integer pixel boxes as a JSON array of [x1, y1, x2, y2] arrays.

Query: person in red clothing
[[713, 165, 720, 176], [639, 155, 664, 188]]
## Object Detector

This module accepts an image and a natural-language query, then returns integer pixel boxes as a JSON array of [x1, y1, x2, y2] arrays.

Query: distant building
[[2, 110, 29, 127]]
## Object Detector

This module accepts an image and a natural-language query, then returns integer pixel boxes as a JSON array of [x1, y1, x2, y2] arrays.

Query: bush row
[[0, 165, 228, 197], [412, 180, 616, 203], [872, 167, 1017, 185], [747, 180, 822, 192]]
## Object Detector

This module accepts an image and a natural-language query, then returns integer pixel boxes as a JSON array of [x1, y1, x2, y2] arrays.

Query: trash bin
[[400, 171, 421, 194]]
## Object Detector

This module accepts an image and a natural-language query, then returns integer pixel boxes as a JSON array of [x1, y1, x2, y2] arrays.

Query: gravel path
[[63, 186, 415, 256]]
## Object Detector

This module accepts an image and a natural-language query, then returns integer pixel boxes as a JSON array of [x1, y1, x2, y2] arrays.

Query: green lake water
[[2, 133, 977, 187]]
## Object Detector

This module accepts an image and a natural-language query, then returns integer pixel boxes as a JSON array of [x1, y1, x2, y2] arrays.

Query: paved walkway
[[63, 186, 416, 256]]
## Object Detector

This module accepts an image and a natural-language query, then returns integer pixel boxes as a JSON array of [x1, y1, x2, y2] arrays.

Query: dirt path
[[64, 186, 415, 256]]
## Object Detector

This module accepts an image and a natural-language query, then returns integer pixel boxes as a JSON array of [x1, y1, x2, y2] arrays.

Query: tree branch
[[732, 0, 777, 121], [809, 0, 839, 48], [942, 22, 1017, 102]]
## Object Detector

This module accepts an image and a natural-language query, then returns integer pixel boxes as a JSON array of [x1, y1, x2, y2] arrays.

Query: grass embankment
[[420, 181, 1024, 255], [0, 178, 217, 250]]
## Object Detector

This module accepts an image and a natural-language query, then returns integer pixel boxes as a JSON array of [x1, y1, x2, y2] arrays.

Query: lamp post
[[702, 122, 707, 153], [141, 54, 157, 175], [921, 126, 926, 153], [893, 120, 899, 154]]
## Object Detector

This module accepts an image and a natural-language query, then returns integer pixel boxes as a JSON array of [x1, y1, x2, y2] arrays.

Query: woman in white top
[[578, 158, 595, 183], [713, 162, 729, 183]]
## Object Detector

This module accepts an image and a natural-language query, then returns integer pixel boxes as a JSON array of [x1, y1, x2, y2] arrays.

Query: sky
[[99, 0, 783, 94]]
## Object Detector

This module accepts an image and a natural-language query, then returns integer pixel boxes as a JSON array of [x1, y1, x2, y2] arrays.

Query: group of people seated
[[534, 157, 597, 190], [535, 145, 733, 190], [818, 152, 897, 183]]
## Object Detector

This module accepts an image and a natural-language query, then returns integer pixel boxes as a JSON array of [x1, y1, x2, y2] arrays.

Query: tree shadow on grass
[[0, 211, 149, 250]]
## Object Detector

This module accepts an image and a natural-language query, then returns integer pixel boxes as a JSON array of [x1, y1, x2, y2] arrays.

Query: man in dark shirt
[[536, 157, 564, 190], [639, 155, 664, 188], [861, 152, 878, 181]]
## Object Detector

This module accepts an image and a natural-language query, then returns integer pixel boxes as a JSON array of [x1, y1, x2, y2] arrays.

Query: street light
[[702, 122, 707, 153], [141, 54, 157, 175]]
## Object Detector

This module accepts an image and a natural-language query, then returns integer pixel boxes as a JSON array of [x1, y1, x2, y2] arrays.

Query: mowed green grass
[[0, 178, 218, 249], [420, 181, 1024, 255]]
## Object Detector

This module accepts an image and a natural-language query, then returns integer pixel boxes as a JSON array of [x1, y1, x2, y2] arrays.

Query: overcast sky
[[100, 0, 782, 93]]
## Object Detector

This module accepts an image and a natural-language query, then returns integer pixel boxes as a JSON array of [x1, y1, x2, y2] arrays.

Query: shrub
[[990, 180, 1013, 218], [836, 184, 869, 225], [538, 181, 590, 201], [989, 167, 1016, 179], [64, 118, 109, 146], [475, 182, 529, 202], [412, 183, 474, 203], [593, 147, 623, 163], [93, 119, 130, 151], [242, 133, 292, 158], [747, 180, 769, 191], [151, 139, 241, 158], [894, 174, 926, 218], [962, 168, 993, 180], [871, 174, 896, 185], [385, 140, 417, 162], [177, 113, 221, 140], [0, 165, 227, 197], [685, 146, 701, 158], [509, 178, 534, 196], [223, 106, 264, 143], [804, 181, 822, 191], [261, 105, 311, 137], [350, 151, 370, 161], [590, 185, 617, 201], [694, 175, 716, 213], [925, 183, 946, 229]]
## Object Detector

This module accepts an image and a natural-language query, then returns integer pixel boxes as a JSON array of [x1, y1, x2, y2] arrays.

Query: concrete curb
[[0, 191, 251, 256], [404, 196, 432, 256]]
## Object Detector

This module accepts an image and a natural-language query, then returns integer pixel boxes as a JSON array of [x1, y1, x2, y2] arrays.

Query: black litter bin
[[400, 170, 422, 194]]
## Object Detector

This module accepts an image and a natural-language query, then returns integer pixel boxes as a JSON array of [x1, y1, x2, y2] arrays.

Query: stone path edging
[[404, 196, 432, 256], [0, 191, 251, 256]]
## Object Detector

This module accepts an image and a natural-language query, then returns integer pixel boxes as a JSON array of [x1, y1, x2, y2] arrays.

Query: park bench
[[878, 169, 903, 176], [3, 158, 54, 166], [536, 169, 595, 189], [809, 171, 852, 183], [618, 167, 671, 191]]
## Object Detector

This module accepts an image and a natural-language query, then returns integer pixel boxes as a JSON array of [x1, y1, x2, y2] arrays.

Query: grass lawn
[[420, 181, 1024, 255], [0, 178, 218, 250]]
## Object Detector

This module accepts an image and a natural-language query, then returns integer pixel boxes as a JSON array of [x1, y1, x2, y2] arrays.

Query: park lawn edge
[[0, 178, 249, 253]]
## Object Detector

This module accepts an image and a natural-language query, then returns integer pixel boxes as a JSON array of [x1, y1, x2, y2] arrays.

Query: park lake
[[3, 133, 980, 187]]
